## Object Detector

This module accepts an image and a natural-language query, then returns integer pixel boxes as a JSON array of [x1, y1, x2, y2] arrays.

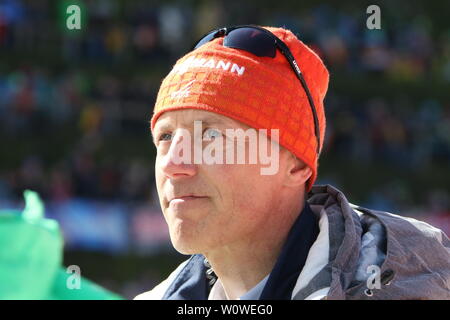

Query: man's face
[[153, 109, 292, 254]]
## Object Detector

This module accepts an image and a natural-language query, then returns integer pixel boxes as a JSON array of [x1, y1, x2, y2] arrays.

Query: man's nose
[[160, 131, 197, 179]]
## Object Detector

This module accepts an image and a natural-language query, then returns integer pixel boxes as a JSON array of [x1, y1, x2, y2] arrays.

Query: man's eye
[[158, 133, 172, 142], [203, 128, 222, 140]]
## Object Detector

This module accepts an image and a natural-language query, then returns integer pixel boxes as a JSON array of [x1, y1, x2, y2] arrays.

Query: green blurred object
[[0, 190, 123, 300]]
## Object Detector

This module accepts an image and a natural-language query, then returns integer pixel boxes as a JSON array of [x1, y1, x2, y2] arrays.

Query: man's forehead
[[154, 109, 249, 130]]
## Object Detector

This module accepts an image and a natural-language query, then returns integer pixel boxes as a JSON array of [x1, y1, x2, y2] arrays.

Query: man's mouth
[[168, 195, 208, 206]]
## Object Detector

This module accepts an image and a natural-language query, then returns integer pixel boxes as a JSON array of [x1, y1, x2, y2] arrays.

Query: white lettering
[[159, 121, 279, 175], [171, 58, 245, 76], [203, 59, 216, 68], [366, 5, 381, 30], [367, 265, 381, 289], [66, 5, 81, 30], [217, 60, 231, 71], [178, 304, 211, 317], [66, 265, 81, 289], [231, 63, 245, 76]]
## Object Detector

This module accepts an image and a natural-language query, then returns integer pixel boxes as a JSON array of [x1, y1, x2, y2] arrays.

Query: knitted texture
[[150, 26, 329, 192]]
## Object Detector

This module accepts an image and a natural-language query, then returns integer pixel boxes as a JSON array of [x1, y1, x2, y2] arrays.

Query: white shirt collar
[[208, 275, 269, 300]]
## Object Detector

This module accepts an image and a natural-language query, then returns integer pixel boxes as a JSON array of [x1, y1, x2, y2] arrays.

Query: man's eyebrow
[[200, 114, 245, 128], [154, 116, 233, 129], [152, 115, 237, 142], [153, 121, 172, 133], [151, 122, 171, 144], [200, 117, 231, 127]]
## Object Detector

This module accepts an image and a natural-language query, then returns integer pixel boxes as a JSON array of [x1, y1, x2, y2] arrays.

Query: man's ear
[[284, 152, 312, 188]]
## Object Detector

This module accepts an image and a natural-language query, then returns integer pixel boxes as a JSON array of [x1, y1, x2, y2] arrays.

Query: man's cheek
[[154, 166, 165, 194]]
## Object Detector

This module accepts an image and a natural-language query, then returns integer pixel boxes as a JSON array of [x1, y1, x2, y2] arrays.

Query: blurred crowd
[[0, 0, 449, 212], [0, 1, 449, 79], [325, 94, 450, 168]]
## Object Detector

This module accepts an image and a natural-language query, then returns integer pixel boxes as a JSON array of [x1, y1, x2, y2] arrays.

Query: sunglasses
[[192, 24, 321, 155]]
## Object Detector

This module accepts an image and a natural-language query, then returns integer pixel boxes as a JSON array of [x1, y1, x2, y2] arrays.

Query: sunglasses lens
[[194, 30, 218, 50], [224, 28, 276, 58]]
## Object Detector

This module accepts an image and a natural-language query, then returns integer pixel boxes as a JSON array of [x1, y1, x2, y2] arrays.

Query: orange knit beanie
[[150, 26, 329, 193]]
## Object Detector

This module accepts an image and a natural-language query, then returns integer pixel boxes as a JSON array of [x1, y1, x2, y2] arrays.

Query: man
[[135, 25, 450, 300]]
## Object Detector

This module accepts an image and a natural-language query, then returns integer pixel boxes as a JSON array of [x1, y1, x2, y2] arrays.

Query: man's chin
[[170, 232, 205, 255], [172, 241, 200, 255]]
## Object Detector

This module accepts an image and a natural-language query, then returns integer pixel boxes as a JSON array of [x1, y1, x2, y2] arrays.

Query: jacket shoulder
[[351, 203, 449, 245], [350, 203, 450, 299], [134, 259, 190, 300]]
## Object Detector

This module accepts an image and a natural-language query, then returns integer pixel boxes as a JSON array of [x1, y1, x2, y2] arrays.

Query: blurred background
[[0, 0, 449, 299]]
